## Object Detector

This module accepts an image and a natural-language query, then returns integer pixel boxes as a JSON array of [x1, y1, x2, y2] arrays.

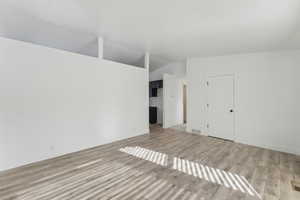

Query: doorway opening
[[149, 80, 163, 129]]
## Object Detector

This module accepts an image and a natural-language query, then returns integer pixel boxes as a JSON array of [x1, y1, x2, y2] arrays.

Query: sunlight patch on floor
[[173, 157, 261, 199], [119, 146, 168, 166], [119, 146, 262, 199]]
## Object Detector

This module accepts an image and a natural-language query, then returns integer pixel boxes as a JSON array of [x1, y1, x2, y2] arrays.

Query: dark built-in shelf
[[149, 80, 163, 97], [150, 80, 163, 89]]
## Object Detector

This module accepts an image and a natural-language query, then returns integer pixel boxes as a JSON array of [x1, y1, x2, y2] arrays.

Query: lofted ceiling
[[1, 0, 300, 71]]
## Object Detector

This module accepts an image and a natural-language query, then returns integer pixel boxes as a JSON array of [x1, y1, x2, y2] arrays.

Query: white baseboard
[[237, 139, 300, 156]]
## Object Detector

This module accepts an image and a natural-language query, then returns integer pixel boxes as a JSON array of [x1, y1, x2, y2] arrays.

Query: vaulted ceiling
[[1, 0, 300, 70]]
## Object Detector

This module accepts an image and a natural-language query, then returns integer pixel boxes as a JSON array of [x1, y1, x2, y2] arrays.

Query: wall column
[[144, 52, 150, 70], [145, 52, 150, 132], [98, 37, 103, 59]]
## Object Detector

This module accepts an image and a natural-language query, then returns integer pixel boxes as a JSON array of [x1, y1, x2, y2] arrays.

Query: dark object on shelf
[[150, 80, 163, 89], [149, 107, 157, 124]]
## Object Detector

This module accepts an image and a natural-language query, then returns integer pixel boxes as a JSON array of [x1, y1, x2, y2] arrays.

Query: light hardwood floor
[[0, 126, 299, 200]]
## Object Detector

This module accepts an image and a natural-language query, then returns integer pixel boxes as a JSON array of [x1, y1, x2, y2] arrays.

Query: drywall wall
[[150, 62, 186, 81], [163, 74, 183, 128], [0, 37, 148, 171], [187, 51, 300, 155]]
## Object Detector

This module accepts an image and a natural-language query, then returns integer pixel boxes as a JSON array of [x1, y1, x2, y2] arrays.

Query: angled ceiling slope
[[1, 0, 300, 69]]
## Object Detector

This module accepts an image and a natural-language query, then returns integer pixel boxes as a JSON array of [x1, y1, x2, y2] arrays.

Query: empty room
[[0, 1, 300, 200]]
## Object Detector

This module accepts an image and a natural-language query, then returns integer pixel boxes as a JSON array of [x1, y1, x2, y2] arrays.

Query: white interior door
[[207, 75, 235, 141]]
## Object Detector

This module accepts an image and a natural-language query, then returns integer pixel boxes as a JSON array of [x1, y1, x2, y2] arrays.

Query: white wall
[[163, 74, 184, 128], [0, 37, 148, 171], [150, 62, 186, 81], [187, 51, 300, 155]]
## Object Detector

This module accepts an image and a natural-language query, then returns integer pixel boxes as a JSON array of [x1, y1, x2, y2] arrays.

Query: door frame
[[183, 84, 187, 124], [206, 74, 236, 141]]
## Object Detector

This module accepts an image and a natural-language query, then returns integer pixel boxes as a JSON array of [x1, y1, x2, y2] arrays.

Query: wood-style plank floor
[[0, 125, 299, 200]]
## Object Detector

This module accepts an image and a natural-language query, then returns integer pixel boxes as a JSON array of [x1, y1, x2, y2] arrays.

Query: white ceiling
[[1, 0, 300, 70]]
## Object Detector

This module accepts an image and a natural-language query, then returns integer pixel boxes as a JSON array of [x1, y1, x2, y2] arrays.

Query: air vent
[[292, 181, 300, 192]]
